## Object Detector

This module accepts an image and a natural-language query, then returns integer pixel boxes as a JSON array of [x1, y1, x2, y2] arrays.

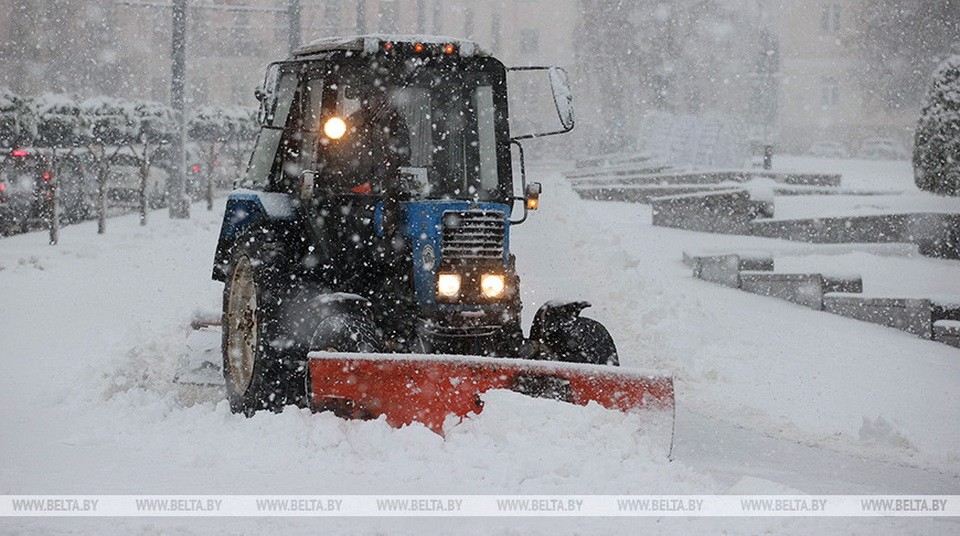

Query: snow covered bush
[[914, 55, 960, 196]]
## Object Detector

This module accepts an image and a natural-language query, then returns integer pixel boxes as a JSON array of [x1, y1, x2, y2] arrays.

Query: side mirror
[[548, 67, 575, 132], [525, 182, 541, 210], [507, 66, 576, 140], [257, 63, 281, 126], [300, 170, 316, 202]]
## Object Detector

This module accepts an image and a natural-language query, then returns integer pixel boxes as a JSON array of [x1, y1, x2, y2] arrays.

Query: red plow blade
[[307, 353, 674, 435]]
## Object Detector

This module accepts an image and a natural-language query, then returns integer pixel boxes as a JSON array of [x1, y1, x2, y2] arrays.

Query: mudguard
[[212, 190, 297, 281], [529, 300, 592, 355]]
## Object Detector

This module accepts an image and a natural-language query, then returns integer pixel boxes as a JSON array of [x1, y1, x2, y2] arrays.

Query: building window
[[820, 2, 841, 34], [356, 0, 367, 33], [463, 7, 474, 38], [324, 1, 341, 25], [432, 0, 442, 34], [490, 14, 502, 53], [379, 0, 398, 33], [820, 76, 840, 107], [416, 0, 427, 33], [520, 28, 539, 54]]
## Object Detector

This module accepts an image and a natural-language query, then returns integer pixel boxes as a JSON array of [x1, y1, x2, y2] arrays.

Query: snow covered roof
[[293, 35, 487, 58]]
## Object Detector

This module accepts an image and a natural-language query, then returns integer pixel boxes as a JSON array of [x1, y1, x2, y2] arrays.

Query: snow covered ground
[[1, 159, 958, 534], [771, 155, 960, 218]]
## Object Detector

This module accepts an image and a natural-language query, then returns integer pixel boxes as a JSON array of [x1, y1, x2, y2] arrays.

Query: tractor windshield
[[302, 59, 509, 203]]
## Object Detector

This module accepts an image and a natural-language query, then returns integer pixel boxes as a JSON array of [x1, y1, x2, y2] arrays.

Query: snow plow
[[190, 35, 674, 438], [308, 353, 674, 435]]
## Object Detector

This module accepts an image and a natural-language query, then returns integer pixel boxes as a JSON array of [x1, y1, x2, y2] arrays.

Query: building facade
[[773, 0, 920, 154]]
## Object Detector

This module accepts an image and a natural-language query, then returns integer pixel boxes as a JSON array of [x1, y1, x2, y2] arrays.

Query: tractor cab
[[215, 35, 576, 355], [255, 37, 515, 201]]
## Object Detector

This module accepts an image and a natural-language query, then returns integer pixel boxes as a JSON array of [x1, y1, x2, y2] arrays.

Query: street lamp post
[[168, 0, 189, 219]]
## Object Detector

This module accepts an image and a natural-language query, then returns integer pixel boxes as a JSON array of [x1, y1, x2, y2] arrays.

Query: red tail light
[[0, 183, 6, 192], [192, 165, 201, 173], [11, 148, 29, 158], [42, 172, 52, 181]]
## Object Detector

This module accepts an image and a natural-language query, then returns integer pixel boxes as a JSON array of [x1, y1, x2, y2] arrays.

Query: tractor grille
[[441, 210, 506, 260]]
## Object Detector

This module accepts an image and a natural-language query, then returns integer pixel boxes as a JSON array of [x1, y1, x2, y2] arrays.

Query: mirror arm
[[511, 127, 572, 141], [510, 139, 529, 225]]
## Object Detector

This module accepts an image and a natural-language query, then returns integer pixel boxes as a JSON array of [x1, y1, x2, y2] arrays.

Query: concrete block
[[739, 254, 775, 272], [683, 252, 773, 271], [933, 320, 960, 349], [739, 272, 824, 310], [823, 274, 863, 294], [823, 294, 933, 338], [749, 213, 960, 259], [931, 298, 960, 323], [652, 189, 770, 234], [693, 254, 741, 288]]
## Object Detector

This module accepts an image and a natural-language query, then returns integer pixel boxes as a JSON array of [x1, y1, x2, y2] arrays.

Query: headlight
[[323, 117, 347, 139], [480, 274, 506, 299], [437, 273, 461, 298]]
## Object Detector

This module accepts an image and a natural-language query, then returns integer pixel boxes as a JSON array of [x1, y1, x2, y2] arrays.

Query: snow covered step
[[933, 321, 960, 348], [823, 295, 933, 339], [683, 251, 774, 272], [822, 274, 863, 294], [652, 189, 773, 234], [691, 253, 741, 288], [739, 272, 825, 310]]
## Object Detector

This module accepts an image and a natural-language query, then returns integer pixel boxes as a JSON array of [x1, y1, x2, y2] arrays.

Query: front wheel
[[310, 313, 380, 353], [562, 317, 620, 366]]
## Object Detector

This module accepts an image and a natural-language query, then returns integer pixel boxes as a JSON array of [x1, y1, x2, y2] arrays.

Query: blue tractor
[[212, 36, 634, 417]]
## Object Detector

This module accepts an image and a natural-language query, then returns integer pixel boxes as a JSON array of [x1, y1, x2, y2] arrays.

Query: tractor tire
[[560, 317, 620, 366], [221, 230, 302, 415], [310, 313, 381, 353]]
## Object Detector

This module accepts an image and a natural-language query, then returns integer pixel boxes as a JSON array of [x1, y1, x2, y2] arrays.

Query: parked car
[[0, 155, 36, 235], [859, 137, 908, 160], [808, 141, 848, 158], [106, 155, 169, 209]]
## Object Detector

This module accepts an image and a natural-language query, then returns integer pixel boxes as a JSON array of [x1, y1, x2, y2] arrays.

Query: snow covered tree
[[188, 105, 257, 209], [914, 55, 960, 196], [857, 1, 960, 111], [125, 101, 177, 225], [34, 93, 88, 150], [82, 96, 139, 233], [32, 93, 90, 244], [0, 88, 36, 148]]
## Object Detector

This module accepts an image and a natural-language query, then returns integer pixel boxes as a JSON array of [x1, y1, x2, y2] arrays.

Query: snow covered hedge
[[914, 55, 960, 196], [1, 91, 245, 152]]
